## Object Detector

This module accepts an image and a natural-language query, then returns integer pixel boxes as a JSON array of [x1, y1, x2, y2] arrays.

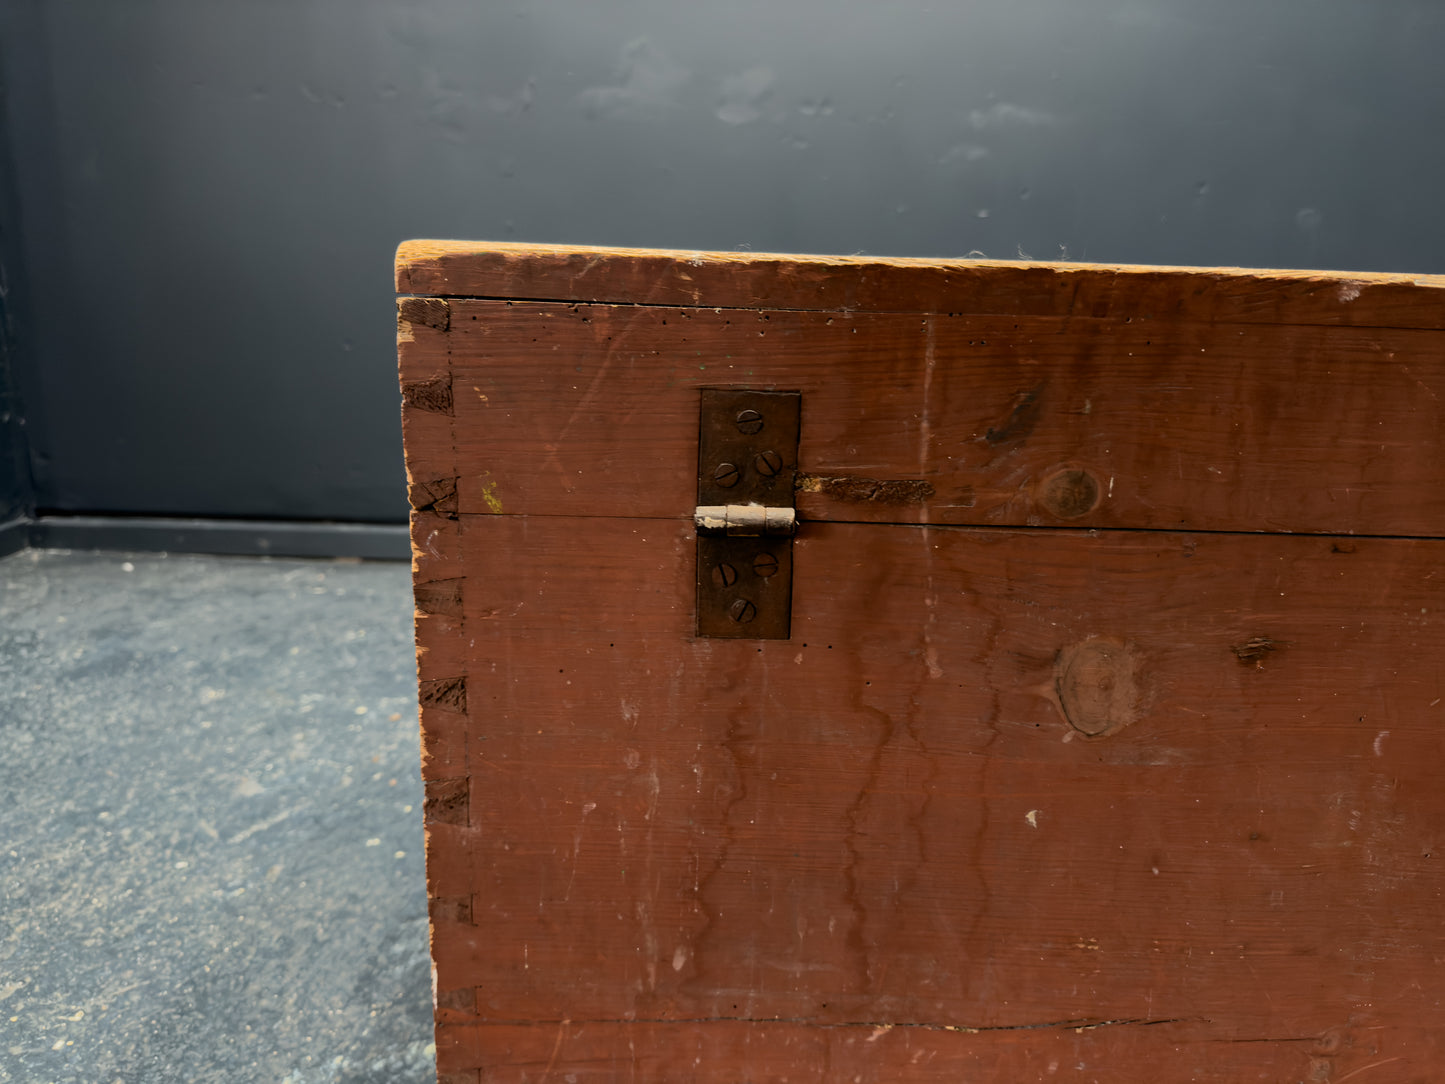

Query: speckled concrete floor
[[0, 550, 433, 1084]]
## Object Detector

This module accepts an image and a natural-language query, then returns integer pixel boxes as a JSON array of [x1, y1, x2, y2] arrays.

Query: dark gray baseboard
[[0, 515, 29, 558], [8, 515, 410, 561]]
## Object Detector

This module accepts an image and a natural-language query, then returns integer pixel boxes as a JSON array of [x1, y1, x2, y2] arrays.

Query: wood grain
[[396, 240, 1445, 330], [403, 298, 1445, 536], [415, 514, 1445, 1080]]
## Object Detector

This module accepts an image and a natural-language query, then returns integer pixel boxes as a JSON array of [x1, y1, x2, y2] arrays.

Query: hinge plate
[[695, 389, 800, 639]]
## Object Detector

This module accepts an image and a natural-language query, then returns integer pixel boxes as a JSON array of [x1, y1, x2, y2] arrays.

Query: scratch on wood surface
[[1331, 1057, 1403, 1083], [552, 346, 617, 447], [796, 473, 934, 504], [537, 1018, 570, 1084]]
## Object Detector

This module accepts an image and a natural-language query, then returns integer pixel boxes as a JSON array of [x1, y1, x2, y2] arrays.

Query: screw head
[[753, 449, 783, 477], [713, 462, 741, 488], [735, 409, 764, 435], [752, 552, 779, 578], [728, 598, 757, 624], [712, 562, 739, 588]]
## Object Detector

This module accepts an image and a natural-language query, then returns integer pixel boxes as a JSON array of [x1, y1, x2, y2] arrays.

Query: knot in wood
[[1039, 468, 1101, 519], [1055, 639, 1143, 738]]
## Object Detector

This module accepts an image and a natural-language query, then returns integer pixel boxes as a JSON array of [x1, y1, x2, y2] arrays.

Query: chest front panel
[[398, 244, 1445, 1082]]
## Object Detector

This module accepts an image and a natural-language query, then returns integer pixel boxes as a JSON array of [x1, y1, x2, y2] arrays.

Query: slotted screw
[[752, 552, 779, 578], [714, 462, 741, 488], [735, 409, 764, 435], [728, 598, 757, 624], [712, 563, 739, 588], [753, 450, 783, 477]]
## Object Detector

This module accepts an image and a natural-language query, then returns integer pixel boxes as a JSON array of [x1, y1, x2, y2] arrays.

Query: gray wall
[[3, 0, 1443, 525], [0, 46, 32, 530], [0, 324, 30, 529]]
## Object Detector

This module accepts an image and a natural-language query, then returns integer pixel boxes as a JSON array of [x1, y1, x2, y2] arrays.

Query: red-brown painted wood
[[411, 516, 1445, 1081], [404, 298, 1445, 537]]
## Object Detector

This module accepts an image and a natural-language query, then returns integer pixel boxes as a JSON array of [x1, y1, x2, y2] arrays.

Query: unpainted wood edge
[[394, 238, 1445, 298]]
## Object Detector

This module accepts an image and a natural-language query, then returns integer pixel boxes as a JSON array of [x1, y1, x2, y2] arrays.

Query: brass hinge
[[695, 389, 800, 639]]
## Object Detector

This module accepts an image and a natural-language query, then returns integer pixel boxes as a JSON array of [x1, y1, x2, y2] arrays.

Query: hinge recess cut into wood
[[695, 389, 800, 639]]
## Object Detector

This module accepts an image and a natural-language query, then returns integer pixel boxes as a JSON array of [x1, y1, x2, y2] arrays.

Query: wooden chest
[[396, 242, 1445, 1082]]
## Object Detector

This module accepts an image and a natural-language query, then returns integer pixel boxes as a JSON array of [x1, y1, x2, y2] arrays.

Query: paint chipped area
[[1337, 281, 1363, 302], [796, 473, 935, 505], [1233, 636, 1281, 667]]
